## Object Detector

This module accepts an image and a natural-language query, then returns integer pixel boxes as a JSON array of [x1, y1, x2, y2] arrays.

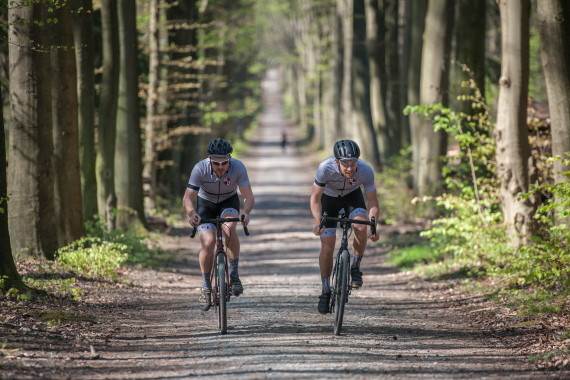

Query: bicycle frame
[[320, 210, 376, 335], [191, 215, 249, 334]]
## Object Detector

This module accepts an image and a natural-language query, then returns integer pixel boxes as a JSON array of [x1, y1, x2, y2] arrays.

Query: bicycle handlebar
[[320, 213, 377, 236], [190, 214, 250, 238]]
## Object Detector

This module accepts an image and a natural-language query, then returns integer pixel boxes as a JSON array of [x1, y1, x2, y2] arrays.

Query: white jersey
[[314, 157, 376, 197], [187, 158, 250, 203]]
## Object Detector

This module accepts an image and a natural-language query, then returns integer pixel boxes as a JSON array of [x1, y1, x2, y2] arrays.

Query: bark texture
[[416, 0, 453, 196], [537, 0, 570, 185], [352, 0, 381, 168], [73, 0, 98, 221], [8, 1, 56, 258], [364, 0, 388, 165], [116, 0, 146, 229], [51, 2, 84, 245], [0, 85, 22, 288], [496, 0, 535, 247], [97, 0, 119, 230]]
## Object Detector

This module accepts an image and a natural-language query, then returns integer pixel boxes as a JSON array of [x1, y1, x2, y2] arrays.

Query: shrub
[[56, 237, 128, 279]]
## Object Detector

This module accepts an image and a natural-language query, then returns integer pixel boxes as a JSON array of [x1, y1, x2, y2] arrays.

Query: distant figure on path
[[280, 131, 288, 152]]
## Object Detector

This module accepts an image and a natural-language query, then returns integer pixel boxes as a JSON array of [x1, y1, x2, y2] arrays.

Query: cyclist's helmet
[[207, 138, 233, 156], [333, 139, 360, 160]]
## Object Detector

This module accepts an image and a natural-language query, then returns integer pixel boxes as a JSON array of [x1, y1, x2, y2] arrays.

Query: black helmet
[[333, 139, 360, 160], [207, 138, 233, 156]]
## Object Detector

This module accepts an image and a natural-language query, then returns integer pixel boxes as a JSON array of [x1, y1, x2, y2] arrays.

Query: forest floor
[[1, 70, 569, 379]]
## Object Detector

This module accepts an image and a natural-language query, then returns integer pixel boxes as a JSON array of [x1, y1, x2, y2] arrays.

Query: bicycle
[[320, 210, 376, 335], [191, 215, 250, 335]]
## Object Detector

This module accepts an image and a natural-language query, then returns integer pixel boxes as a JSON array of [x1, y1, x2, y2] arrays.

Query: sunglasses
[[339, 159, 357, 167], [211, 160, 229, 167]]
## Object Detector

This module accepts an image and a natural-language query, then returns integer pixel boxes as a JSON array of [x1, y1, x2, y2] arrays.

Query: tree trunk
[[364, 0, 388, 165], [407, 0, 426, 193], [0, 84, 22, 289], [8, 1, 56, 258], [537, 0, 570, 186], [496, 0, 535, 247], [352, 0, 381, 169], [51, 2, 84, 246], [116, 0, 146, 229], [144, 0, 160, 213], [97, 0, 119, 230], [416, 0, 453, 197], [333, 0, 344, 141], [385, 0, 401, 158], [455, 0, 486, 107], [73, 0, 98, 222], [340, 0, 353, 140]]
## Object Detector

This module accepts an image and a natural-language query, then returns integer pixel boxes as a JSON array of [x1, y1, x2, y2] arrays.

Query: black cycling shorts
[[321, 188, 367, 228], [196, 193, 240, 224]]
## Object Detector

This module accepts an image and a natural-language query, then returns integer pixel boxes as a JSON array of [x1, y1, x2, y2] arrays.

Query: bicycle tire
[[217, 254, 228, 335], [334, 249, 350, 335]]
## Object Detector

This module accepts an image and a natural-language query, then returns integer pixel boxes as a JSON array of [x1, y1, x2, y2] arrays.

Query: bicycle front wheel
[[334, 249, 350, 335], [216, 254, 228, 335]]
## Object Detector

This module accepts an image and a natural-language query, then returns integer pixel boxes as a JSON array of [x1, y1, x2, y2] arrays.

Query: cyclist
[[183, 138, 255, 310], [309, 139, 379, 314]]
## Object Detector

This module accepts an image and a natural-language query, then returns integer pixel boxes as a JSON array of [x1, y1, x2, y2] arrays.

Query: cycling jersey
[[314, 157, 376, 197], [187, 158, 250, 203]]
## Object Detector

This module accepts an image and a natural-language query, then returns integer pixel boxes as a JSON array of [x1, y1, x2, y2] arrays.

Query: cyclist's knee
[[320, 235, 336, 250]]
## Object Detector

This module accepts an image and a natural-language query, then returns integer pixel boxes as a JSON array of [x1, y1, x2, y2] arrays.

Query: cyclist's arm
[[183, 188, 200, 225], [238, 185, 255, 215], [365, 189, 379, 221], [310, 184, 324, 224]]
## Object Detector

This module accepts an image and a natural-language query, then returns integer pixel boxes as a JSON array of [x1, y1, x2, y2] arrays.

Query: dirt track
[[1, 70, 565, 379]]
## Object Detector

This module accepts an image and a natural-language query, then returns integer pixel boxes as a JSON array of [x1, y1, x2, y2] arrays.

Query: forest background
[[0, 0, 568, 361]]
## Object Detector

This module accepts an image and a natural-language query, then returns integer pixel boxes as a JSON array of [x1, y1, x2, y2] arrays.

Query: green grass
[[387, 245, 439, 269]]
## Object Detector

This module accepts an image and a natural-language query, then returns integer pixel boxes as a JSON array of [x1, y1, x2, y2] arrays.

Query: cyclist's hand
[[188, 211, 200, 227], [369, 230, 379, 242], [312, 222, 323, 236], [241, 212, 250, 226]]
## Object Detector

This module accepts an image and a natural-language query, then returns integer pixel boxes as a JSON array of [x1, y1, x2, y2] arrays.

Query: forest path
[[1, 70, 561, 379]]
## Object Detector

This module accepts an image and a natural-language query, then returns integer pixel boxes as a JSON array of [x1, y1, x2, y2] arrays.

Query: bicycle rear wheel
[[334, 249, 350, 335], [216, 253, 228, 334]]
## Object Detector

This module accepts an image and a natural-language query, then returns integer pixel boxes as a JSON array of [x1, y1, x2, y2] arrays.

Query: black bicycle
[[191, 215, 249, 335], [320, 210, 376, 335]]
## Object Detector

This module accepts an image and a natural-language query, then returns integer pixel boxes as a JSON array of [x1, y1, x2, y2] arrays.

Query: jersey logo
[[223, 177, 231, 186]]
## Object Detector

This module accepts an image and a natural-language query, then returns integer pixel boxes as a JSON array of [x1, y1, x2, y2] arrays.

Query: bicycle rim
[[334, 250, 350, 335], [217, 254, 227, 335]]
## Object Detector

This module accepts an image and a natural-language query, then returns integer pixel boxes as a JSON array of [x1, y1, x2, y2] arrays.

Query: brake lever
[[241, 214, 250, 236], [191, 226, 197, 238]]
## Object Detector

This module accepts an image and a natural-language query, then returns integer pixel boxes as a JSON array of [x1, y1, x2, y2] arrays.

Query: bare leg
[[199, 229, 216, 274], [352, 215, 368, 257], [319, 236, 336, 291]]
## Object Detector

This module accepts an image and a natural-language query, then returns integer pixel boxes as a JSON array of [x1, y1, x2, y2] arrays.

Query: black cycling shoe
[[351, 267, 363, 289], [318, 292, 331, 314], [199, 287, 212, 311], [230, 275, 243, 296]]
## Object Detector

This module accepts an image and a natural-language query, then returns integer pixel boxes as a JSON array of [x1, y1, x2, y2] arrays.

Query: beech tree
[[73, 0, 98, 221], [537, 0, 570, 186], [8, 0, 57, 258], [115, 0, 146, 228], [416, 0, 454, 196], [495, 0, 535, 247], [51, 1, 84, 244], [97, 0, 120, 230], [1, 85, 22, 288]]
